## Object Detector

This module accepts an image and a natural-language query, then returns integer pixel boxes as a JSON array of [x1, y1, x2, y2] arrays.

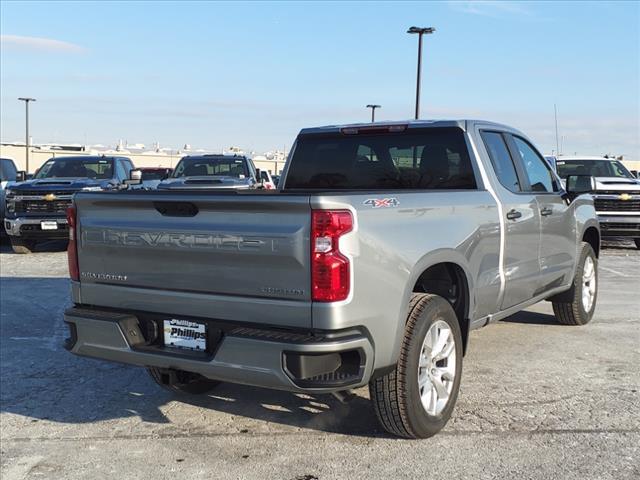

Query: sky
[[1, 0, 639, 157]]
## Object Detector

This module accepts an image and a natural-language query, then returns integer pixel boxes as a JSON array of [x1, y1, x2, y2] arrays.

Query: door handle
[[506, 209, 522, 221], [540, 207, 553, 216]]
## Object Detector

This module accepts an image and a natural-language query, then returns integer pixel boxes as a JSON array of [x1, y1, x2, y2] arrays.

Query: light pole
[[407, 26, 435, 120], [18, 97, 36, 173], [366, 104, 381, 122]]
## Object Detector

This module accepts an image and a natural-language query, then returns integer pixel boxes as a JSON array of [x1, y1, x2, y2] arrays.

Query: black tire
[[551, 242, 598, 326], [634, 238, 640, 250], [147, 367, 220, 395], [10, 238, 37, 254], [369, 293, 463, 439]]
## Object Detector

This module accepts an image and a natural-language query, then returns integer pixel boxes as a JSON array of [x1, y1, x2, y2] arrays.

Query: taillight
[[66, 206, 79, 281], [311, 210, 353, 302]]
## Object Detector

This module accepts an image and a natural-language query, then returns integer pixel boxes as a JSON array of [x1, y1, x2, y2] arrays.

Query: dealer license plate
[[163, 319, 207, 351], [41, 221, 58, 230]]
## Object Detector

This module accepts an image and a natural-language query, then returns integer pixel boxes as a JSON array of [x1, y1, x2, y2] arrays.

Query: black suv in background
[[4, 155, 135, 253]]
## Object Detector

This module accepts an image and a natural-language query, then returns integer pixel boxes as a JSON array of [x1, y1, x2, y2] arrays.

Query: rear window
[[284, 128, 476, 190], [141, 169, 169, 180]]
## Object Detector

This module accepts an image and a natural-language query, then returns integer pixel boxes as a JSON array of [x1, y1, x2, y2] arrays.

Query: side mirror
[[566, 175, 596, 196], [254, 168, 264, 188], [630, 170, 638, 179], [124, 169, 142, 186], [15, 171, 27, 182]]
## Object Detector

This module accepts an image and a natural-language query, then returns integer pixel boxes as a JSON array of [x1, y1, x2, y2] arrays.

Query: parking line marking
[[599, 266, 631, 277], [0, 455, 44, 480]]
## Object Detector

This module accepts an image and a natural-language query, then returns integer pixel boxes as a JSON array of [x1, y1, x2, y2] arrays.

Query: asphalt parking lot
[[1, 240, 638, 480]]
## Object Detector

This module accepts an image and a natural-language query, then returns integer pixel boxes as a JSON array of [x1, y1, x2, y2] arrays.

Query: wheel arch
[[582, 224, 600, 258], [390, 250, 474, 364]]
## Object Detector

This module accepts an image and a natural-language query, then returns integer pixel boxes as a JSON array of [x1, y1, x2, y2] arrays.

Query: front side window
[[285, 128, 476, 190], [121, 159, 134, 178], [0, 159, 17, 181], [172, 157, 249, 178], [35, 158, 114, 179], [481, 131, 521, 192], [115, 160, 127, 180], [513, 137, 558, 193]]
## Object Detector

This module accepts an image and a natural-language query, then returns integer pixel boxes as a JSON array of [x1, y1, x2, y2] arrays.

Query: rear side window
[[481, 131, 521, 192], [285, 128, 476, 190]]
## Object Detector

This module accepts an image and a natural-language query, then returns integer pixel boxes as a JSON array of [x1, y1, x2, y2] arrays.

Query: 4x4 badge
[[363, 197, 400, 208]]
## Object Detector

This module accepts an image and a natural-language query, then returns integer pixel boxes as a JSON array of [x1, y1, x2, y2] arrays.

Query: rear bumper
[[64, 307, 374, 393], [4, 216, 69, 239], [597, 214, 640, 238]]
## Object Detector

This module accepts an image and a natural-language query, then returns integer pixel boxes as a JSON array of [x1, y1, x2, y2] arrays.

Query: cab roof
[[299, 119, 517, 135], [45, 155, 131, 161]]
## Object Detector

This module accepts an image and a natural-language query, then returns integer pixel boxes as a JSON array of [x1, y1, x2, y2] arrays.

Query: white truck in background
[[547, 156, 640, 249]]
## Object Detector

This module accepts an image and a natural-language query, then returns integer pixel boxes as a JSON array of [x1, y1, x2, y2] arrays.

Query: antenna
[[554, 104, 560, 156]]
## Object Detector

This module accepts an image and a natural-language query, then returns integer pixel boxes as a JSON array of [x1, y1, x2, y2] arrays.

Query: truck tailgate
[[74, 192, 312, 328]]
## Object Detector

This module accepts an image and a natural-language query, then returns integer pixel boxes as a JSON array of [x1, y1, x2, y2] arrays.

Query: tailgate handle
[[153, 201, 199, 217]]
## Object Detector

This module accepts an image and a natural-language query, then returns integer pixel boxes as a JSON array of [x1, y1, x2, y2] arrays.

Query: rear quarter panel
[[311, 190, 501, 370]]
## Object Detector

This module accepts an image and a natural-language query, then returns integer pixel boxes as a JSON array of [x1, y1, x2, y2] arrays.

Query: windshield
[[35, 158, 114, 179], [172, 157, 249, 178], [556, 159, 633, 179]]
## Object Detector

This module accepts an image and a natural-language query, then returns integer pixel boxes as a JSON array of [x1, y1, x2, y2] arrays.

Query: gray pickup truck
[[64, 120, 600, 438]]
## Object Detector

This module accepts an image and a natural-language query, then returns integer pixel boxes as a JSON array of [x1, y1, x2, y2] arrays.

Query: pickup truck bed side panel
[[310, 190, 501, 370], [75, 193, 314, 328]]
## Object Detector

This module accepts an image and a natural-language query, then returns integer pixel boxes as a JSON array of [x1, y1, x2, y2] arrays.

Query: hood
[[594, 177, 640, 192], [8, 178, 116, 192], [157, 175, 255, 190]]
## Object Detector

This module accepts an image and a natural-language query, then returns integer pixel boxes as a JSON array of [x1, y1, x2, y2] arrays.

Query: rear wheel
[[10, 238, 37, 254], [370, 293, 463, 439], [147, 367, 220, 395], [551, 242, 598, 325]]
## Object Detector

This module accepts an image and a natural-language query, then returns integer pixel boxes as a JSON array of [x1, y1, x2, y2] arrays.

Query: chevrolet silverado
[[547, 155, 640, 249], [4, 155, 135, 253], [63, 120, 600, 438]]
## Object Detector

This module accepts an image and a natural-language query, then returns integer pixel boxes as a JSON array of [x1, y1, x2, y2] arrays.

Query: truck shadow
[[500, 310, 560, 325], [0, 239, 68, 253], [0, 276, 383, 438]]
